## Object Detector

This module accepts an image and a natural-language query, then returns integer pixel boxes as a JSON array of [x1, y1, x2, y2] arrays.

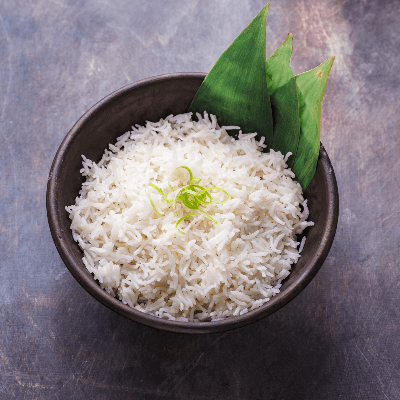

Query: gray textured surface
[[1, 0, 399, 399]]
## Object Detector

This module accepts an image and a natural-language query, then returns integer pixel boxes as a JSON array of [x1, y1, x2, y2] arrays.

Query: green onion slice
[[197, 209, 218, 224], [176, 213, 198, 235], [173, 187, 184, 217], [147, 166, 229, 234], [169, 166, 195, 191], [146, 186, 164, 217], [148, 183, 173, 203], [203, 187, 230, 204]]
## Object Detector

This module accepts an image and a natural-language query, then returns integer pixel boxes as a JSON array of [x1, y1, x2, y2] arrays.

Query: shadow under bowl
[[46, 73, 339, 334]]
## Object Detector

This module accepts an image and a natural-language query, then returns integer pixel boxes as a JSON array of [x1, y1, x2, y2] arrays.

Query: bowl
[[46, 73, 339, 334]]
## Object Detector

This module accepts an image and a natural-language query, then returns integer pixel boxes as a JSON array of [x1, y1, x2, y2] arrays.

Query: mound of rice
[[66, 112, 313, 321]]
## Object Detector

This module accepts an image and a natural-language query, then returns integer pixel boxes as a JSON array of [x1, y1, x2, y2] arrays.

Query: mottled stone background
[[0, 0, 399, 399]]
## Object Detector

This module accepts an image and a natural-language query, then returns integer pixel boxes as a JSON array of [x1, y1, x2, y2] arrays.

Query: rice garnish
[[66, 112, 314, 321]]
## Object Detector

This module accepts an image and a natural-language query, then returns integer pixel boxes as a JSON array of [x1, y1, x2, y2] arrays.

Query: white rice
[[66, 112, 314, 322]]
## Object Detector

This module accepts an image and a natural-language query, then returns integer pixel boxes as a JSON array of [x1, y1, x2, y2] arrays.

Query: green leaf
[[292, 57, 335, 189], [265, 33, 300, 169], [189, 4, 273, 144]]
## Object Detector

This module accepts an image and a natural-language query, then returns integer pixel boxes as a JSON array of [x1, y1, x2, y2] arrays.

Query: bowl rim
[[46, 73, 339, 334]]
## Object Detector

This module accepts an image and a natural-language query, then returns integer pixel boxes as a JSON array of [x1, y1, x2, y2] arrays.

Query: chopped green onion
[[203, 187, 230, 204], [146, 186, 164, 217], [176, 213, 198, 235], [168, 166, 195, 191], [148, 183, 173, 203], [147, 166, 230, 234], [178, 185, 199, 209], [173, 187, 184, 217], [197, 209, 218, 224]]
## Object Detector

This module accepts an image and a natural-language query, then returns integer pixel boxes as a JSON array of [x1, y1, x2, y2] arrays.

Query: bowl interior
[[47, 73, 339, 334]]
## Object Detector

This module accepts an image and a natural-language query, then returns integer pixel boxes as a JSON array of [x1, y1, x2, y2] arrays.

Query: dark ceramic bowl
[[47, 73, 339, 334]]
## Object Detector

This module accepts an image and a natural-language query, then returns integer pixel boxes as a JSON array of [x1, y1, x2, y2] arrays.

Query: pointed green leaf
[[292, 57, 335, 189], [265, 33, 300, 169], [189, 4, 273, 144]]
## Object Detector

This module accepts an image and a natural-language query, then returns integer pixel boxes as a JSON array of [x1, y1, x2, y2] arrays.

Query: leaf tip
[[284, 32, 294, 53], [310, 57, 335, 80], [323, 56, 335, 76], [323, 56, 335, 69], [285, 32, 293, 42], [259, 3, 270, 18]]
